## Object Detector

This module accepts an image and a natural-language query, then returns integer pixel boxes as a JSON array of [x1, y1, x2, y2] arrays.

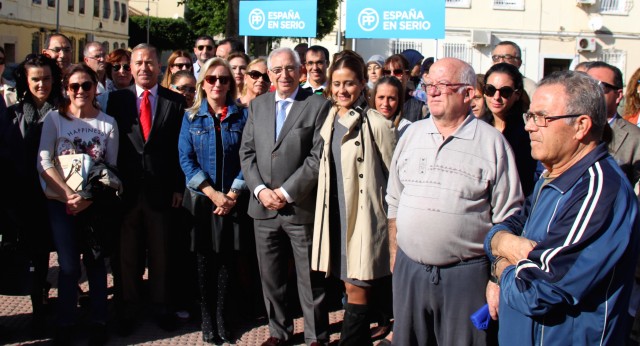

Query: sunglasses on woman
[[247, 70, 270, 82], [483, 84, 518, 98], [172, 84, 196, 94], [204, 75, 230, 85], [68, 81, 93, 92], [172, 63, 192, 70], [382, 69, 405, 77], [113, 64, 130, 72]]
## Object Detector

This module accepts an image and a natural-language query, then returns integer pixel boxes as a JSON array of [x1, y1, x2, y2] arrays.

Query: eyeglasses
[[86, 54, 106, 61], [422, 82, 469, 94], [197, 45, 213, 51], [171, 63, 192, 70], [172, 84, 196, 94], [247, 70, 270, 82], [484, 84, 518, 98], [522, 112, 582, 127], [305, 60, 325, 67], [68, 81, 93, 92], [204, 75, 230, 85], [598, 80, 621, 93], [491, 54, 520, 63], [47, 46, 72, 54], [382, 69, 406, 77], [113, 63, 130, 72], [270, 65, 297, 75]]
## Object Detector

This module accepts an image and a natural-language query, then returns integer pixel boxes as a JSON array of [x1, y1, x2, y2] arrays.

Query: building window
[[32, 32, 43, 54], [392, 41, 422, 55], [48, 0, 55, 7], [33, 0, 42, 4], [121, 3, 127, 22], [68, 0, 74, 11], [446, 0, 471, 8], [114, 1, 120, 21], [493, 0, 524, 10], [600, 0, 632, 14], [600, 49, 626, 80], [113, 42, 119, 50], [93, 0, 99, 17], [103, 0, 110, 19], [441, 43, 473, 64], [79, 0, 85, 14]]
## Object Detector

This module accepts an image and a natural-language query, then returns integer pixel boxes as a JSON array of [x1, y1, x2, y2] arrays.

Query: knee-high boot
[[339, 303, 371, 345]]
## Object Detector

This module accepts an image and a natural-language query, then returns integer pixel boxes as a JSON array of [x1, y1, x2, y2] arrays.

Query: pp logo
[[358, 8, 379, 32], [249, 8, 266, 30]]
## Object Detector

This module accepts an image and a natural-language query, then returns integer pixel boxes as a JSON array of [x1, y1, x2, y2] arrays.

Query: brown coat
[[311, 107, 397, 280]]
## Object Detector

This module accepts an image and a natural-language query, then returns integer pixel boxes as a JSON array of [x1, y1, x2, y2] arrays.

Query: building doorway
[[543, 58, 572, 78]]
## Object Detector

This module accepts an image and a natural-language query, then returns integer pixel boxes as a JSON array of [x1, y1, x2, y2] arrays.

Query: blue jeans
[[47, 200, 107, 326]]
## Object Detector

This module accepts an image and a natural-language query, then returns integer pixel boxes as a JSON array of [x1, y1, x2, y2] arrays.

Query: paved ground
[[0, 253, 387, 345]]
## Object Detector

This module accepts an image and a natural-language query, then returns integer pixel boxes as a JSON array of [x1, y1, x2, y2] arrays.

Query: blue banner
[[346, 0, 445, 39], [239, 0, 317, 38]]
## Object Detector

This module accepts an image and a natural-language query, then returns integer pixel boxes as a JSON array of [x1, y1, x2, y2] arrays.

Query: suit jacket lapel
[[610, 118, 628, 155], [274, 89, 312, 148], [126, 86, 146, 152]]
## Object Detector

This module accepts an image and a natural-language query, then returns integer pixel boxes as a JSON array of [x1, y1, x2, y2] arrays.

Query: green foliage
[[129, 16, 196, 51], [316, 0, 339, 39]]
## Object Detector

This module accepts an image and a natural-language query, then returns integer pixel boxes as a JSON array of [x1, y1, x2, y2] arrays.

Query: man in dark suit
[[106, 43, 185, 334], [240, 47, 331, 346], [586, 62, 640, 187]]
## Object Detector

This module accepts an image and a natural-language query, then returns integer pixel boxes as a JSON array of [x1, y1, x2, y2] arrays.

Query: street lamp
[[146, 0, 150, 43]]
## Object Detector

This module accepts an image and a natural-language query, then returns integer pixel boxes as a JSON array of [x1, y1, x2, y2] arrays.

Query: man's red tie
[[140, 90, 152, 141]]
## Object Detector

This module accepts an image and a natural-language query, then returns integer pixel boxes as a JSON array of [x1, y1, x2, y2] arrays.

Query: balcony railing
[[600, 0, 632, 14]]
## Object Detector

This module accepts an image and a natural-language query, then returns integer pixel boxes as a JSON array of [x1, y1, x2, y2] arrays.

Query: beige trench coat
[[311, 106, 397, 280]]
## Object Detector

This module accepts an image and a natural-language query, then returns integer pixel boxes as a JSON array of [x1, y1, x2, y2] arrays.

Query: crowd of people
[[1, 33, 640, 346]]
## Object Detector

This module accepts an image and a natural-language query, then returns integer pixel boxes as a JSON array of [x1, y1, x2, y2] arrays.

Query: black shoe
[[54, 326, 74, 346], [157, 313, 178, 332], [88, 323, 108, 346]]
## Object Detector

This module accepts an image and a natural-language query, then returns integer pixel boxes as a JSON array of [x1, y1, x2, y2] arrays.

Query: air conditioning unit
[[470, 30, 491, 46], [576, 37, 597, 52], [576, 0, 595, 5]]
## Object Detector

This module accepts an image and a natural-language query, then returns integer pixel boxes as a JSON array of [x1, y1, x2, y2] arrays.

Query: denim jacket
[[178, 101, 248, 194]]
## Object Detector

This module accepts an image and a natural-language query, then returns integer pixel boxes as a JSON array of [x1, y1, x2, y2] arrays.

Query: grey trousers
[[392, 248, 497, 346], [254, 217, 328, 344]]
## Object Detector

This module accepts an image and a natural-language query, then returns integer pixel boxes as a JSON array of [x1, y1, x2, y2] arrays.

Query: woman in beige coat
[[311, 55, 397, 345]]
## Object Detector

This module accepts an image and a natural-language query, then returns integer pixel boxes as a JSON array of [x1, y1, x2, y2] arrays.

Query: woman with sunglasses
[[105, 49, 133, 92], [161, 50, 193, 88], [383, 54, 427, 123], [481, 62, 535, 195], [38, 64, 118, 345], [312, 56, 396, 345], [228, 52, 250, 101], [237, 57, 269, 107], [0, 54, 62, 333], [170, 70, 197, 107], [178, 57, 248, 344]]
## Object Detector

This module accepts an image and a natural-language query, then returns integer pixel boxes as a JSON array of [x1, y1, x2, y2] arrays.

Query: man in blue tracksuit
[[485, 70, 640, 345]]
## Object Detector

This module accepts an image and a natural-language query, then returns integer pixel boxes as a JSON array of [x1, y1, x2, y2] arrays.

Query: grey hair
[[538, 70, 606, 139], [83, 41, 103, 57], [267, 47, 301, 70], [132, 43, 160, 63], [457, 60, 476, 93]]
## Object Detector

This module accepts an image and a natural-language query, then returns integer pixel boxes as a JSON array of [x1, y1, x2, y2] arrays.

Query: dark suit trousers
[[254, 216, 328, 344], [119, 192, 171, 313]]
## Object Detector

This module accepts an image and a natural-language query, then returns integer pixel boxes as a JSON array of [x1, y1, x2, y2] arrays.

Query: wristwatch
[[230, 188, 241, 195]]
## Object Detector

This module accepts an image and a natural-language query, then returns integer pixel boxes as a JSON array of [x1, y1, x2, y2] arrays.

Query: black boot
[[339, 303, 371, 346]]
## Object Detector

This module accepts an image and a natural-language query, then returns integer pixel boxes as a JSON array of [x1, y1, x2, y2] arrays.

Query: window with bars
[[392, 41, 422, 55], [103, 0, 110, 19], [440, 43, 473, 64], [79, 0, 85, 14], [600, 0, 632, 14], [33, 0, 42, 5], [93, 0, 99, 17], [600, 50, 626, 81], [68, 0, 74, 12], [493, 0, 524, 10], [121, 3, 127, 22], [48, 0, 55, 7], [446, 0, 471, 8]]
